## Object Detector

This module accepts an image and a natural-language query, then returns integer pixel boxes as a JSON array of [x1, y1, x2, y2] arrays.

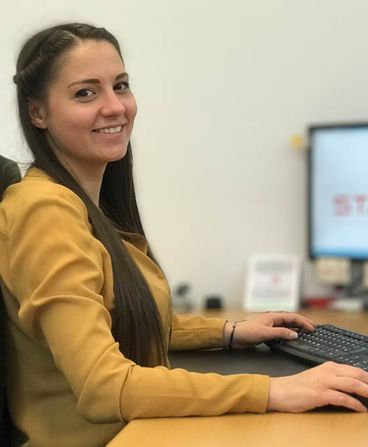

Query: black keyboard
[[266, 324, 368, 371]]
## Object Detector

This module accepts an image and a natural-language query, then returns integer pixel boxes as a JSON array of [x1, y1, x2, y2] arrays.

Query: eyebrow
[[67, 72, 128, 88]]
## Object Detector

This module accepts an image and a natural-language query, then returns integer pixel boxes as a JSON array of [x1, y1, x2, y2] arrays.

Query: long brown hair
[[13, 23, 167, 366]]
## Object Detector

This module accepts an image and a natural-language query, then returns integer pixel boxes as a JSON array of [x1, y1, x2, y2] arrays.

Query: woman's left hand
[[224, 312, 316, 349]]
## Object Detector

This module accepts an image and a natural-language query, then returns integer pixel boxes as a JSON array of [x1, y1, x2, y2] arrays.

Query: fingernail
[[289, 331, 298, 339]]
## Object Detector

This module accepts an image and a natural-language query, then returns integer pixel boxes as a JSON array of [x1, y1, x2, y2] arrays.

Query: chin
[[102, 147, 128, 162], [111, 150, 128, 162]]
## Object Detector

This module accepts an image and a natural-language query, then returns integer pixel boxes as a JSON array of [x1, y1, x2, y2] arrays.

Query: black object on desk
[[266, 324, 368, 371], [169, 345, 306, 376], [204, 296, 224, 310]]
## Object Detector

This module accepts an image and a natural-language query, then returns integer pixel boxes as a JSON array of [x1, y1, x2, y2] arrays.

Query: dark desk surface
[[169, 344, 307, 377]]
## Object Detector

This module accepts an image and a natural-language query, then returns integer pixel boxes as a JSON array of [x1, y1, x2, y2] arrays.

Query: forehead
[[55, 40, 125, 83]]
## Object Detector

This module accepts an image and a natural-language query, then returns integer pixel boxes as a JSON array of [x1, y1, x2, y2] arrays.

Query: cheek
[[52, 101, 94, 128], [127, 95, 138, 120], [47, 118, 92, 154], [66, 108, 95, 129]]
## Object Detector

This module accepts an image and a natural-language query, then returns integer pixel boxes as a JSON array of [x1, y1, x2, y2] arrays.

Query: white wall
[[1, 0, 367, 307]]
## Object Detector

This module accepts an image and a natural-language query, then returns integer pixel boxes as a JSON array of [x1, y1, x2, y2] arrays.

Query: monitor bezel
[[308, 121, 368, 260]]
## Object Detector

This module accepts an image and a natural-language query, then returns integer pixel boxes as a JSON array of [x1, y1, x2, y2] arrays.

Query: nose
[[100, 91, 126, 117]]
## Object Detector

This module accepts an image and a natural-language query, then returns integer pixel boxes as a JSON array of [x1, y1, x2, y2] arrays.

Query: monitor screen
[[309, 123, 368, 260]]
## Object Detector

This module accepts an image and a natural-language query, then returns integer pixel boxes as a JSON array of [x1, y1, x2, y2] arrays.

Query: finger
[[325, 389, 367, 412], [261, 327, 299, 341], [333, 375, 368, 395], [331, 363, 368, 384], [269, 313, 315, 331], [322, 366, 368, 407], [278, 312, 315, 328]]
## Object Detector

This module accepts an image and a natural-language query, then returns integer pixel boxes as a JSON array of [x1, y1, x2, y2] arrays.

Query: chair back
[[0, 156, 21, 445]]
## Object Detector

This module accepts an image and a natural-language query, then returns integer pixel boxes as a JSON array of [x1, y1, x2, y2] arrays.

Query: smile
[[93, 126, 123, 134]]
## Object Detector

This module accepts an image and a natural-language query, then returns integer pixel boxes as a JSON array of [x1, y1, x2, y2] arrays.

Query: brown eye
[[75, 88, 95, 98], [114, 82, 129, 92]]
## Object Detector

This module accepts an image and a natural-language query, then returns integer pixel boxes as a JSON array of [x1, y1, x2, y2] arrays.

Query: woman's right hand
[[268, 361, 368, 412]]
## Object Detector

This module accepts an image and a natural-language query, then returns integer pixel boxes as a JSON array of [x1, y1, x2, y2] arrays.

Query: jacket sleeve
[[170, 313, 227, 350], [6, 186, 270, 424]]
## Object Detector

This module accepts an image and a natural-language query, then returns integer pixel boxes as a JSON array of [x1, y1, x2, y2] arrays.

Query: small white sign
[[243, 255, 300, 312], [315, 257, 351, 285]]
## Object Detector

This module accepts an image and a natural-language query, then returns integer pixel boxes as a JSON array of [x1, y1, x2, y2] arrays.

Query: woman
[[0, 23, 367, 447]]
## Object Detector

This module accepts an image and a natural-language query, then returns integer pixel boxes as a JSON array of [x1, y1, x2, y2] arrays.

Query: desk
[[107, 309, 368, 447]]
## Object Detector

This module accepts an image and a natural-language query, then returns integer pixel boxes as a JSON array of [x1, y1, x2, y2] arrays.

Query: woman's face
[[31, 39, 137, 176]]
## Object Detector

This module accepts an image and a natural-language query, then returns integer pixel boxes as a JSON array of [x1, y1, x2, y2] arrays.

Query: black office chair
[[0, 156, 21, 445], [0, 156, 21, 200]]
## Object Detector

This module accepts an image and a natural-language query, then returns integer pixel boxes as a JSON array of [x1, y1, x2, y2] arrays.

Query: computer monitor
[[308, 123, 368, 260]]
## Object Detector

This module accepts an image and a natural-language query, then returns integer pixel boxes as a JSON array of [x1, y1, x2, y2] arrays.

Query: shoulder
[[4, 167, 87, 214], [0, 167, 90, 232]]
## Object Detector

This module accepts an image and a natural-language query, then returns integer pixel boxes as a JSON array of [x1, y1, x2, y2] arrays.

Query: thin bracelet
[[228, 323, 237, 350], [228, 319, 248, 350]]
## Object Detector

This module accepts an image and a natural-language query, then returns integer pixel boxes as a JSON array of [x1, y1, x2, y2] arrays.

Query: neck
[[59, 157, 106, 207], [78, 172, 103, 207], [47, 135, 106, 207]]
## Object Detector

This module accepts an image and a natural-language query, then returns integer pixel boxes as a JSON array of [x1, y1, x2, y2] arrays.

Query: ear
[[27, 100, 48, 129]]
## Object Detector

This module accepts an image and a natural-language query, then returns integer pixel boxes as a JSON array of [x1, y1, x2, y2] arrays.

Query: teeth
[[96, 126, 122, 134]]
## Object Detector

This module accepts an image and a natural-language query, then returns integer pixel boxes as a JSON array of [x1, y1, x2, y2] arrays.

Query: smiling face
[[30, 39, 137, 179]]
